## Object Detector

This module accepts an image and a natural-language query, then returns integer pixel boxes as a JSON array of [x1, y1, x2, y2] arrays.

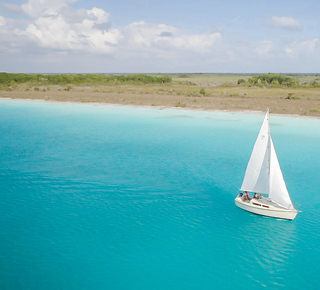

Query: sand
[[1, 82, 320, 118]]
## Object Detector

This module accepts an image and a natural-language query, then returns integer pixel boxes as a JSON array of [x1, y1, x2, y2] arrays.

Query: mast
[[267, 108, 271, 196]]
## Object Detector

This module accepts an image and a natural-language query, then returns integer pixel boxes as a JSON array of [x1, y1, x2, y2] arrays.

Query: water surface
[[1, 100, 319, 289]]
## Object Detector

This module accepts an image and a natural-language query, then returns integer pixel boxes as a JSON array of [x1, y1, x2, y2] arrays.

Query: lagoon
[[1, 99, 320, 289]]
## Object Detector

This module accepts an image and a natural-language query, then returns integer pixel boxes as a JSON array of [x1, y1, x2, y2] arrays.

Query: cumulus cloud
[[0, 0, 222, 58], [21, 0, 77, 18], [13, 1, 119, 53], [120, 21, 221, 56], [267, 16, 302, 30], [0, 0, 223, 59]]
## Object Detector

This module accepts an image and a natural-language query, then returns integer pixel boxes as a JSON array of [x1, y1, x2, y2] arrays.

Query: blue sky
[[0, 0, 319, 73]]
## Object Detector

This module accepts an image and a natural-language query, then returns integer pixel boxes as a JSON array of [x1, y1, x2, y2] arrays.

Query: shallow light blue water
[[1, 99, 320, 289]]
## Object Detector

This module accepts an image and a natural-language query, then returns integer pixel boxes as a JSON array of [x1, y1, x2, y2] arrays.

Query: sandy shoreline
[[2, 95, 319, 120], [1, 88, 320, 119]]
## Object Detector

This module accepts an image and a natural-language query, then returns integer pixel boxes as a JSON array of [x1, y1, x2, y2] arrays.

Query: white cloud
[[119, 21, 221, 56], [267, 16, 302, 30], [284, 47, 295, 58], [1, 0, 222, 57], [301, 38, 320, 54], [255, 40, 273, 56], [18, 3, 118, 53], [173, 31, 222, 53], [0, 0, 319, 73], [21, 0, 77, 18], [284, 38, 320, 58], [1, 3, 24, 14], [0, 16, 6, 27]]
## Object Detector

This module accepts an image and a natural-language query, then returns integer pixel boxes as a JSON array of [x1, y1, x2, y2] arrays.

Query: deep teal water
[[1, 99, 320, 289]]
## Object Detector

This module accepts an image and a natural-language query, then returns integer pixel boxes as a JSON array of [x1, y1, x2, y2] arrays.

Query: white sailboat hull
[[235, 196, 298, 220]]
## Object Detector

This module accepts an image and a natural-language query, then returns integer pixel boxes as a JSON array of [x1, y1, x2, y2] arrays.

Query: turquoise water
[[1, 99, 320, 289]]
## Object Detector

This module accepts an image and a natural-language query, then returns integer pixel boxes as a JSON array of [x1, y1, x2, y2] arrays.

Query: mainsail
[[240, 111, 270, 194], [240, 110, 293, 208]]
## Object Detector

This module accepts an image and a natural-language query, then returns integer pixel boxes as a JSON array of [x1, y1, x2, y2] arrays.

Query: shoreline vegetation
[[1, 72, 320, 117]]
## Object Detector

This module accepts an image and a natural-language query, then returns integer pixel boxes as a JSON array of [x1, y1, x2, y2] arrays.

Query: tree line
[[237, 73, 320, 87], [0, 73, 172, 85]]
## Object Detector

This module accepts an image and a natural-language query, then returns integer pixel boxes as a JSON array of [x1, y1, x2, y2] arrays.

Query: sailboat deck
[[253, 197, 288, 209]]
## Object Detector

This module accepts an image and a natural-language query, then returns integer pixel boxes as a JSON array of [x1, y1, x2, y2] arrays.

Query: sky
[[0, 0, 320, 73]]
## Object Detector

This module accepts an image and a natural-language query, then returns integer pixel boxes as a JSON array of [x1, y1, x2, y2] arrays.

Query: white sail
[[240, 110, 294, 208], [269, 137, 294, 208], [240, 111, 270, 194]]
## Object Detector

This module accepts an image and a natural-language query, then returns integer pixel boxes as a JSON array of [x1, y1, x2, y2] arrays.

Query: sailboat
[[235, 110, 299, 220]]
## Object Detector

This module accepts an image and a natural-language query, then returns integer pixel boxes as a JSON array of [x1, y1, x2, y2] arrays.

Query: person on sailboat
[[244, 191, 250, 200], [253, 193, 259, 199]]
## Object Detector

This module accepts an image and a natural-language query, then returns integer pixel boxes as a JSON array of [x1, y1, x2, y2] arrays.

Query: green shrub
[[0, 73, 172, 86], [286, 92, 299, 99], [246, 74, 296, 87], [310, 81, 320, 87], [237, 79, 246, 85]]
